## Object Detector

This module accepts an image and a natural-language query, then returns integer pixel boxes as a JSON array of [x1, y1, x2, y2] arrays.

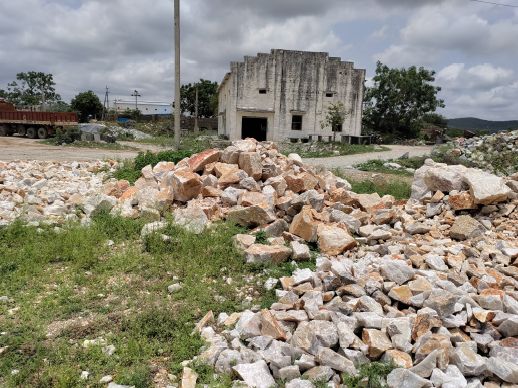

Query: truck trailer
[[0, 99, 78, 139]]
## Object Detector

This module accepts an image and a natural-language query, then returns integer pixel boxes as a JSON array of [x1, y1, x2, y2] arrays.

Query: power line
[[469, 0, 518, 7]]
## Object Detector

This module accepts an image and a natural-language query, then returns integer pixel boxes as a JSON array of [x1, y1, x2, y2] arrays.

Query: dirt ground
[[0, 137, 153, 161], [0, 137, 433, 165]]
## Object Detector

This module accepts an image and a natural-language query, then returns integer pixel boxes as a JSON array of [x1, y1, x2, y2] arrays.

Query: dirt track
[[0, 137, 149, 161], [0, 137, 433, 165]]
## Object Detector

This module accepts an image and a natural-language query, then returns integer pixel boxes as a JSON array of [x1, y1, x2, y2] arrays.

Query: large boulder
[[463, 169, 511, 205], [167, 170, 202, 202]]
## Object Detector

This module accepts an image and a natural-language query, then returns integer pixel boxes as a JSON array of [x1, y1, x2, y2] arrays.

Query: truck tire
[[37, 127, 48, 139], [26, 127, 37, 139], [0, 125, 8, 137], [18, 126, 26, 137]]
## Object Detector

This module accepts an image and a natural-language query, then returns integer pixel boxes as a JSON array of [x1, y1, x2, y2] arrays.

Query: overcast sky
[[1, 0, 518, 120]]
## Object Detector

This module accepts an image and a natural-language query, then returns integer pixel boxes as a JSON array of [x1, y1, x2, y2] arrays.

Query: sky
[[1, 0, 518, 120]]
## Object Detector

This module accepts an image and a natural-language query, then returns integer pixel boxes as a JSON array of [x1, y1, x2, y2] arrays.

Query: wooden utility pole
[[174, 0, 181, 149], [194, 84, 199, 132]]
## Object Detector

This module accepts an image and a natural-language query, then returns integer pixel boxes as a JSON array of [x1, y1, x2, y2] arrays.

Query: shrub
[[54, 126, 81, 144]]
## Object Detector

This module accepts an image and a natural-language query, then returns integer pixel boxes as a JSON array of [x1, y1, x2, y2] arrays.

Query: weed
[[280, 142, 389, 158], [254, 230, 269, 245], [342, 362, 396, 388]]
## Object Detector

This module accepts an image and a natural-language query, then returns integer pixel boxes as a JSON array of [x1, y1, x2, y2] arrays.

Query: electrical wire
[[469, 0, 518, 7]]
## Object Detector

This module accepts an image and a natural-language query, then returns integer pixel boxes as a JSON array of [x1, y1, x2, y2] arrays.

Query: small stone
[[380, 260, 415, 285], [244, 244, 292, 264], [362, 328, 392, 358], [386, 368, 431, 388], [100, 375, 113, 384], [181, 367, 198, 388], [317, 224, 357, 256], [290, 241, 311, 261], [168, 283, 182, 293]]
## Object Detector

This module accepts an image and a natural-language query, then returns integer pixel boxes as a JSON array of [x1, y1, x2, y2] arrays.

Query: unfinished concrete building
[[218, 49, 365, 142]]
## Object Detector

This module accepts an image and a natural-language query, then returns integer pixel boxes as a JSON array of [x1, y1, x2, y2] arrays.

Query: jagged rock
[[173, 207, 209, 234], [316, 347, 356, 374], [227, 206, 275, 227], [238, 152, 263, 180], [187, 149, 221, 172], [169, 170, 202, 202], [449, 215, 485, 240], [464, 169, 511, 205], [362, 328, 392, 358], [289, 206, 319, 242], [380, 260, 415, 285], [317, 224, 357, 256], [387, 368, 432, 388], [291, 320, 338, 355], [232, 360, 276, 388], [244, 244, 292, 264], [290, 241, 311, 261]]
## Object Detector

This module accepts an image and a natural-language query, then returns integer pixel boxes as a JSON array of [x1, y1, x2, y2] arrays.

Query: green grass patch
[[355, 159, 414, 177], [0, 214, 303, 387], [349, 178, 411, 200], [342, 362, 396, 388]]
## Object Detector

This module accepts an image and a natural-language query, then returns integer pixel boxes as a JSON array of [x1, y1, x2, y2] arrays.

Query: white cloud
[[437, 63, 518, 120]]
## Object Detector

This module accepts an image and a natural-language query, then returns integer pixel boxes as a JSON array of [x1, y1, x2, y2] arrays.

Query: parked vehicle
[[0, 99, 78, 139]]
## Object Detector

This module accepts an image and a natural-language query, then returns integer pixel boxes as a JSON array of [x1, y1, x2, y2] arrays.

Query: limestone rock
[[317, 224, 357, 256], [449, 215, 485, 240], [232, 360, 276, 388], [245, 244, 292, 264]]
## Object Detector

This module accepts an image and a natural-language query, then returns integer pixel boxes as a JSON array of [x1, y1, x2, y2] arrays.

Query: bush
[[133, 150, 193, 171], [54, 126, 81, 144]]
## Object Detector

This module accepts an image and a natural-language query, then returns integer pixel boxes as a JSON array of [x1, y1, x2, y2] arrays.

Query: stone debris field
[[1, 138, 518, 388]]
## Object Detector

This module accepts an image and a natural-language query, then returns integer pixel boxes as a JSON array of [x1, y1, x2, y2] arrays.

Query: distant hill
[[447, 117, 518, 132]]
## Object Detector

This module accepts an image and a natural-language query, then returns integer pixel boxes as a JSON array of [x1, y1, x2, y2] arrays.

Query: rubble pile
[[448, 130, 518, 176], [1, 140, 518, 387], [0, 160, 117, 226]]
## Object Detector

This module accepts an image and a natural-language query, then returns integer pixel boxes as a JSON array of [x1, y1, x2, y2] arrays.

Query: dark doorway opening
[[242, 117, 267, 141]]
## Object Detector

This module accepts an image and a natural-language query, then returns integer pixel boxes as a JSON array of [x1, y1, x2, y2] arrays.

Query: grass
[[355, 159, 414, 177], [342, 362, 396, 388], [0, 214, 295, 387], [333, 168, 412, 200], [280, 142, 389, 158]]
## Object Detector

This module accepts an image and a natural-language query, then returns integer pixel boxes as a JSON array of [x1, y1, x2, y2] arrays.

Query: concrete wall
[[218, 49, 365, 141], [113, 101, 172, 116]]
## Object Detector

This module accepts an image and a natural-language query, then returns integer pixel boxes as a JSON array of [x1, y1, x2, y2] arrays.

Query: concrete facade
[[113, 100, 172, 116], [218, 49, 365, 141]]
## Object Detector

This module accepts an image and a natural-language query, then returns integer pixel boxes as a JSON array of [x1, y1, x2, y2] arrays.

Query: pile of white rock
[[448, 130, 518, 176], [0, 160, 117, 226]]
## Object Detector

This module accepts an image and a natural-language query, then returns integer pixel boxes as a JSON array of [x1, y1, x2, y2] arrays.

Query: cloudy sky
[[1, 0, 518, 120]]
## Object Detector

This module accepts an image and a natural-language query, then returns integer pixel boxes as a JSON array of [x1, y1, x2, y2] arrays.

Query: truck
[[0, 98, 78, 139]]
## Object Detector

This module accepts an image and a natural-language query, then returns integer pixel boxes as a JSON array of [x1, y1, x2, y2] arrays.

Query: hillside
[[447, 117, 518, 132]]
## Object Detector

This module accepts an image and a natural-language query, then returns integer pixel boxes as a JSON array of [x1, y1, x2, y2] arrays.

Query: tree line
[[1, 64, 446, 134]]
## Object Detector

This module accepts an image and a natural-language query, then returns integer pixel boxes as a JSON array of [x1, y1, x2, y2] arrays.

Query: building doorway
[[242, 117, 267, 141]]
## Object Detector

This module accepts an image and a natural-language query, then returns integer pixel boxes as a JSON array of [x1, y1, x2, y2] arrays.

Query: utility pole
[[131, 90, 141, 112], [174, 0, 181, 149], [194, 84, 199, 132], [102, 86, 110, 120]]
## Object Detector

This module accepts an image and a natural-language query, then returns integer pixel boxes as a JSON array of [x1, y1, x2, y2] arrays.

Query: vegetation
[[42, 139, 137, 151], [114, 149, 194, 183], [334, 169, 411, 199], [180, 79, 219, 118], [321, 101, 349, 142], [342, 362, 396, 388], [280, 142, 389, 158], [0, 71, 61, 107], [71, 91, 104, 122], [355, 159, 414, 177], [0, 215, 301, 387], [363, 61, 445, 139]]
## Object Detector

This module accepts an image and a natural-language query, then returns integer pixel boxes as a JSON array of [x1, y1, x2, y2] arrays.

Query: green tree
[[180, 79, 218, 117], [363, 61, 445, 139], [321, 101, 349, 142], [3, 72, 61, 107], [421, 112, 448, 128], [71, 91, 103, 122]]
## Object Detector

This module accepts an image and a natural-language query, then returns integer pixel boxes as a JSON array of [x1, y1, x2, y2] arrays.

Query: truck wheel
[[26, 127, 37, 139], [18, 127, 26, 137], [37, 127, 48, 139], [0, 125, 8, 137]]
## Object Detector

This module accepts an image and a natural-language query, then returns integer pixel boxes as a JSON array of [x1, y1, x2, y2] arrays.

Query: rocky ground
[[447, 130, 518, 176], [1, 139, 518, 387]]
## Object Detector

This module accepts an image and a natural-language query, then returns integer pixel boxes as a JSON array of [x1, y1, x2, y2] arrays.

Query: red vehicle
[[0, 99, 78, 139]]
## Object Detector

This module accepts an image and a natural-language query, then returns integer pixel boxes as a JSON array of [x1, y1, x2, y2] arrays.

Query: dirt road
[[0, 137, 151, 161], [303, 145, 433, 169], [0, 137, 433, 165]]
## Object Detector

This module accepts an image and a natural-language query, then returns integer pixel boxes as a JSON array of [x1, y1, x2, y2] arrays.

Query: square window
[[291, 115, 303, 130], [326, 92, 334, 97], [259, 89, 267, 94], [332, 123, 343, 132]]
